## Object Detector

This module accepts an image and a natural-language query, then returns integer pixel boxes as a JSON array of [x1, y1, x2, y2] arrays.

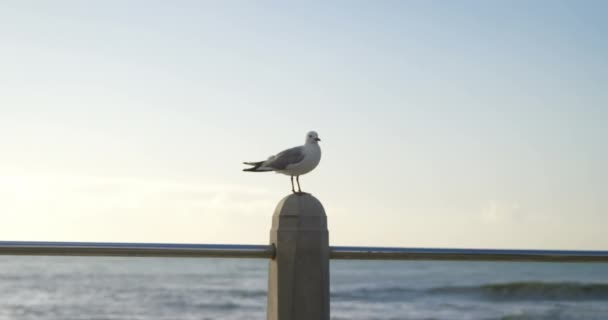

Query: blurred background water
[[1, 256, 607, 320]]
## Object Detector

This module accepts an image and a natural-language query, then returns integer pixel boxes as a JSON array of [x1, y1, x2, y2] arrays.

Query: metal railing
[[0, 241, 272, 258], [2, 241, 608, 263]]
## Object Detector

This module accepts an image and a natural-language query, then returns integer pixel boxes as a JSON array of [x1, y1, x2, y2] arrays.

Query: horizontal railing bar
[[0, 241, 274, 259], [330, 246, 608, 262], [1, 241, 607, 262]]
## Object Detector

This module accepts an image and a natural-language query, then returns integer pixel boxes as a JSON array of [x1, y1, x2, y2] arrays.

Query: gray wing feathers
[[266, 146, 305, 170]]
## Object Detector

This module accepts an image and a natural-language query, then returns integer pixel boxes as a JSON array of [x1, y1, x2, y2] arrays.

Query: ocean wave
[[431, 282, 608, 301], [221, 289, 267, 298], [332, 286, 418, 302], [332, 282, 608, 302]]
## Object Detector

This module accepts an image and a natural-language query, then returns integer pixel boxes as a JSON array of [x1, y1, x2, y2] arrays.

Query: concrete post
[[267, 193, 330, 320]]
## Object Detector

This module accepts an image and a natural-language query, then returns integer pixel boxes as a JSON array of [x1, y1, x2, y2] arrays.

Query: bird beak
[[315, 138, 321, 142]]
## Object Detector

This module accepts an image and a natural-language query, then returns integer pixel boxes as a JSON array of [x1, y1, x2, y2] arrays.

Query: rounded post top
[[274, 193, 326, 217]]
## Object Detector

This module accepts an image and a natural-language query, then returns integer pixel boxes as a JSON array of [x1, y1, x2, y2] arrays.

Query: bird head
[[305, 131, 321, 144]]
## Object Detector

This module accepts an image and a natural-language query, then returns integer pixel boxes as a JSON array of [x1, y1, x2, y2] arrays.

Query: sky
[[1, 1, 606, 250]]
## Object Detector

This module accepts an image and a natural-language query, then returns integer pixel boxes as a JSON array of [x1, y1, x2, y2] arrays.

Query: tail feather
[[243, 161, 273, 172], [243, 161, 261, 165]]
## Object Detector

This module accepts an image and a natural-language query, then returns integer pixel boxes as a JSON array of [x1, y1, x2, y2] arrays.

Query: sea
[[1, 256, 607, 320]]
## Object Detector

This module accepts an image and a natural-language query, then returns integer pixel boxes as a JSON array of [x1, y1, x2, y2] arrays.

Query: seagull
[[243, 131, 322, 194]]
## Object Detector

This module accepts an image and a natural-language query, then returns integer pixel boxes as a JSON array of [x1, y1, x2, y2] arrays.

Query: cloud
[[481, 200, 523, 223], [0, 174, 274, 217]]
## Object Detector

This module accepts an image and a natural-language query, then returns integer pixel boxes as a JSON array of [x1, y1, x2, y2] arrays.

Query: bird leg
[[291, 176, 296, 193], [296, 176, 303, 194]]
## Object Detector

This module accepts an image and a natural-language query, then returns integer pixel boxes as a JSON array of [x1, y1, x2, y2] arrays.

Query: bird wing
[[265, 146, 305, 170]]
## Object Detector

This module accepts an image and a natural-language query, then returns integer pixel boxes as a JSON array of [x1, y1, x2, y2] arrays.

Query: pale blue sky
[[1, 1, 606, 249]]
